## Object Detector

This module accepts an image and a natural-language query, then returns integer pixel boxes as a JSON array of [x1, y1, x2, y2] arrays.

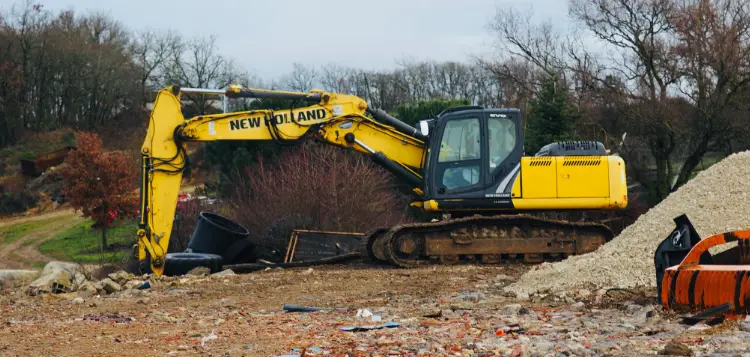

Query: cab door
[[484, 111, 524, 197], [427, 110, 486, 199]]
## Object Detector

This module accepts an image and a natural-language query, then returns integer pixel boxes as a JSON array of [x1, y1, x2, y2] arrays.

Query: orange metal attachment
[[657, 216, 750, 315]]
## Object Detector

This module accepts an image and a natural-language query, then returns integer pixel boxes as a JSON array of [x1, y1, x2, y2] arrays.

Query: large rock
[[27, 261, 83, 295], [40, 261, 82, 277], [99, 278, 122, 294], [0, 270, 41, 289], [76, 281, 98, 298], [107, 270, 131, 285]]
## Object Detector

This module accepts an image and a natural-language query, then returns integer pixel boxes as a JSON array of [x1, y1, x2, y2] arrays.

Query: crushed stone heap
[[505, 150, 750, 296]]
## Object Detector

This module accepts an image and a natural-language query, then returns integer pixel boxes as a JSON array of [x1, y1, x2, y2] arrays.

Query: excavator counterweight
[[136, 84, 628, 276]]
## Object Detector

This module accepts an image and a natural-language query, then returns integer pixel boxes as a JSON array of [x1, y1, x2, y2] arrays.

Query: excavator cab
[[424, 107, 523, 209]]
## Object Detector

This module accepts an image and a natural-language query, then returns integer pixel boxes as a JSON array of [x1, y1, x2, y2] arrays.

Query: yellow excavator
[[137, 84, 628, 276]]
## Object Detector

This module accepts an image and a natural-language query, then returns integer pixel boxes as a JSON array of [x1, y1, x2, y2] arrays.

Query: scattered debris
[[199, 330, 217, 347], [284, 229, 363, 263], [355, 308, 373, 319], [283, 304, 326, 313], [7, 251, 750, 355], [82, 313, 134, 323], [339, 322, 400, 332]]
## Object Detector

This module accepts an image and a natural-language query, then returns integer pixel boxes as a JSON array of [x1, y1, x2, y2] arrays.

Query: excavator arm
[[137, 84, 427, 276]]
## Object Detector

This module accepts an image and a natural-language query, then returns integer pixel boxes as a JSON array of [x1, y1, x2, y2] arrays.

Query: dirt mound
[[506, 151, 750, 295]]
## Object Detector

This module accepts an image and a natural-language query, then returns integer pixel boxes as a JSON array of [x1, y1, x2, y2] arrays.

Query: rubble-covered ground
[[2, 263, 750, 357]]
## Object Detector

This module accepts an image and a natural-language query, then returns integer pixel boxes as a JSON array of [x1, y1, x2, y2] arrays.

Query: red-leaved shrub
[[227, 140, 415, 252], [59, 132, 139, 249]]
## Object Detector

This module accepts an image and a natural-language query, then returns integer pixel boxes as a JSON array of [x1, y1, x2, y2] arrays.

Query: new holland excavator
[[136, 84, 628, 276]]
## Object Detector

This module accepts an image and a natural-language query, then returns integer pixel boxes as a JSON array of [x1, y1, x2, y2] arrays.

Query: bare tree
[[488, 6, 568, 83], [280, 62, 318, 92], [320, 63, 354, 94], [163, 34, 239, 114], [130, 29, 180, 106], [669, 0, 750, 187]]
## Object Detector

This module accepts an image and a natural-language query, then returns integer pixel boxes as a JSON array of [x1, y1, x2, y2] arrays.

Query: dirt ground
[[0, 209, 83, 269], [1, 262, 748, 357], [1, 264, 512, 356], [1, 211, 749, 356]]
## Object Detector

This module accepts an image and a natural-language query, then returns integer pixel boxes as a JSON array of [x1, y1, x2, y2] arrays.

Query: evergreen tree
[[524, 73, 580, 153]]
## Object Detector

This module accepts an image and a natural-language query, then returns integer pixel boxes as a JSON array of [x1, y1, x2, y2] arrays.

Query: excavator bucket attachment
[[656, 214, 750, 316]]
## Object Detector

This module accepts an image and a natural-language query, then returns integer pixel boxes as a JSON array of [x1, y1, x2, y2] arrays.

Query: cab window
[[437, 117, 481, 190], [488, 117, 516, 172]]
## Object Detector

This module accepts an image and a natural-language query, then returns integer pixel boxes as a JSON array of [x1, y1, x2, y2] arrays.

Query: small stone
[[457, 291, 485, 302], [187, 266, 210, 276], [212, 269, 236, 277], [629, 305, 656, 325], [571, 302, 585, 311], [578, 289, 591, 298], [659, 340, 693, 356], [740, 321, 750, 332], [502, 304, 523, 315], [500, 289, 517, 298], [100, 278, 122, 294], [423, 309, 442, 318], [301, 268, 313, 275], [595, 289, 606, 305], [495, 274, 514, 282], [71, 297, 84, 304], [625, 304, 643, 314], [124, 280, 145, 290]]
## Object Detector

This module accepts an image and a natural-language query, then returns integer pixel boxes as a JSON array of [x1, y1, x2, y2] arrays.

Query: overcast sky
[[27, 0, 576, 82]]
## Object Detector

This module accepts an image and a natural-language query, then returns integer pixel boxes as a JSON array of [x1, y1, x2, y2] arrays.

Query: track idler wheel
[[364, 227, 390, 264]]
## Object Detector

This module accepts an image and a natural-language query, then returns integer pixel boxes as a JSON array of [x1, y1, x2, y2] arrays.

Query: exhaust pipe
[[366, 108, 428, 141]]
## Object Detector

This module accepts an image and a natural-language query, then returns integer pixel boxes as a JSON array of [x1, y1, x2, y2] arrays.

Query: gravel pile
[[506, 150, 750, 295]]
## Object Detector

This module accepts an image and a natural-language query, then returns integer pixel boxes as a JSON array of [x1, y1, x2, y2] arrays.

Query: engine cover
[[535, 141, 606, 157]]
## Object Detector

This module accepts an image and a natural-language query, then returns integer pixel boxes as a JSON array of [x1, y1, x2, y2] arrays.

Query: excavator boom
[[137, 85, 426, 275]]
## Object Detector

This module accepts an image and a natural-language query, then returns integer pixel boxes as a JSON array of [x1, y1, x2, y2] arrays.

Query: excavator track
[[367, 214, 614, 268]]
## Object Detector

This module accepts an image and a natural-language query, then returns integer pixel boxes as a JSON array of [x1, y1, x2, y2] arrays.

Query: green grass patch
[[39, 219, 138, 263], [0, 215, 70, 245]]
